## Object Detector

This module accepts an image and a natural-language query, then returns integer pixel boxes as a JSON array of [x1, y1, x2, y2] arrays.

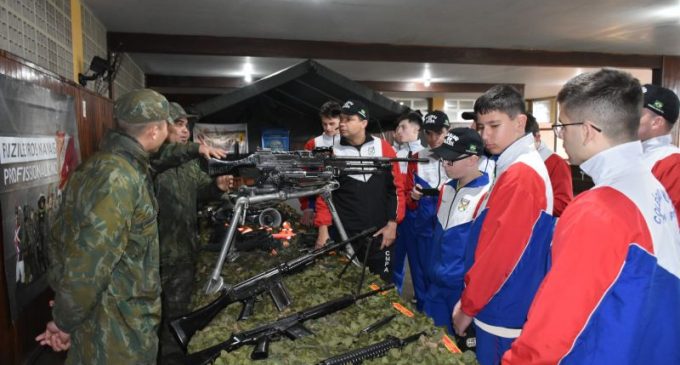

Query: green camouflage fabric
[[48, 130, 161, 365], [114, 88, 173, 124], [169, 102, 197, 121], [151, 141, 201, 173], [155, 158, 223, 364]]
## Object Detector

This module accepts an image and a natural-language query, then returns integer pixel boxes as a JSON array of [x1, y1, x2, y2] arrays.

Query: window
[[444, 99, 475, 122]]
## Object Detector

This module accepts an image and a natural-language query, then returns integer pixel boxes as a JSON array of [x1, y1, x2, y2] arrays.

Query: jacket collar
[[641, 134, 672, 153], [580, 141, 643, 186], [495, 133, 536, 176], [100, 129, 150, 166]]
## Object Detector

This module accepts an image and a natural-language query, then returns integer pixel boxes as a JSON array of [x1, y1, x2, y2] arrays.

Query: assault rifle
[[184, 284, 394, 365], [170, 228, 377, 351], [316, 331, 426, 365]]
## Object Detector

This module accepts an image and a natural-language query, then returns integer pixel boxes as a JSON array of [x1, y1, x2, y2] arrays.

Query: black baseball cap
[[431, 128, 484, 161], [422, 110, 450, 131], [642, 84, 679, 124], [461, 111, 476, 121], [341, 99, 369, 120]]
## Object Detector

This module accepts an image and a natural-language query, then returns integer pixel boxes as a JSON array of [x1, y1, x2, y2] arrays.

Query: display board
[[0, 74, 79, 321]]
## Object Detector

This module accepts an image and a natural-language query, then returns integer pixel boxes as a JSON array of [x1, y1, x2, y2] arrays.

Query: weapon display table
[[189, 231, 479, 365]]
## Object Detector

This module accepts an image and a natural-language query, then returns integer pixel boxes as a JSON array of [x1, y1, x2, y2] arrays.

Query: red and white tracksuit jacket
[[642, 134, 680, 219], [536, 141, 573, 217], [462, 133, 554, 334], [503, 141, 680, 365]]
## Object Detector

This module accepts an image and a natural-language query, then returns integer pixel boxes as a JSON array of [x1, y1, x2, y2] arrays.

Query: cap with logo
[[642, 84, 680, 124], [422, 110, 450, 131], [341, 99, 369, 120], [461, 111, 476, 121], [114, 88, 173, 124], [169, 102, 198, 122], [431, 127, 483, 161]]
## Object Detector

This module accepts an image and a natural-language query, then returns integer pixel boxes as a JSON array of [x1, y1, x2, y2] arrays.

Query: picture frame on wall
[[193, 123, 248, 154]]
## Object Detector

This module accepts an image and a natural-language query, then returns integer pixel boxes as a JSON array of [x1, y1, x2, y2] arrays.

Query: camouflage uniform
[[48, 89, 171, 365], [156, 103, 224, 364]]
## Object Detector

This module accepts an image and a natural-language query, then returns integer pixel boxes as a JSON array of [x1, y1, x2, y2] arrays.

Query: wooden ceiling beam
[[145, 74, 519, 93], [110, 32, 662, 68]]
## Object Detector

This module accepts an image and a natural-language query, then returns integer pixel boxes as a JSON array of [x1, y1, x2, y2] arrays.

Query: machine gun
[[204, 147, 426, 187], [316, 331, 426, 365], [170, 228, 377, 352], [202, 148, 426, 295], [184, 284, 394, 365]]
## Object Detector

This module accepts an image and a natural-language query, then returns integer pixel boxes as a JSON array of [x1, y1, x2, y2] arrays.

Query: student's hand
[[376, 220, 397, 249], [300, 209, 315, 227], [410, 184, 423, 201], [315, 225, 330, 249], [452, 300, 473, 337], [215, 175, 234, 192], [199, 144, 227, 159]]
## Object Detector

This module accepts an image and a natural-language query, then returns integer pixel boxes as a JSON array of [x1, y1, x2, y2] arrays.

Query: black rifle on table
[[170, 227, 378, 352], [184, 284, 395, 365], [316, 331, 426, 365]]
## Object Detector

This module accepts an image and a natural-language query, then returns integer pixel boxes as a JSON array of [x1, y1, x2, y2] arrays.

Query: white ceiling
[[85, 0, 668, 98]]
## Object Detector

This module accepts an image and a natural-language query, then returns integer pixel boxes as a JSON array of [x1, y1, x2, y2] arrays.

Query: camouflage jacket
[[155, 158, 222, 270], [48, 130, 161, 365]]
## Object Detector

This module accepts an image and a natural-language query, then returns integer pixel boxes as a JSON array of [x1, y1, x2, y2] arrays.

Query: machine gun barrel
[[184, 284, 394, 365], [171, 228, 377, 351]]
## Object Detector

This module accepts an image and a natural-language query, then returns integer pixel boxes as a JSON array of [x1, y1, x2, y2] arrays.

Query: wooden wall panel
[[0, 49, 113, 365]]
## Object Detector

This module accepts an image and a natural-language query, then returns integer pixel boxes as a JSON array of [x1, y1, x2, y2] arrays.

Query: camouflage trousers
[[158, 260, 195, 365]]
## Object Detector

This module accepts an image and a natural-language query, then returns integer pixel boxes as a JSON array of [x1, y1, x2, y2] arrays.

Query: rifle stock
[[184, 284, 394, 365], [170, 227, 378, 351]]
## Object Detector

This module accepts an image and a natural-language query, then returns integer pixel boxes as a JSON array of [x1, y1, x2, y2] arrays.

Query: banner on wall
[[0, 74, 79, 321], [193, 123, 248, 154]]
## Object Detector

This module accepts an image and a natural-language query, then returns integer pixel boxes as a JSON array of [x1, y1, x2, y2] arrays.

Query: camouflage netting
[[190, 209, 478, 364]]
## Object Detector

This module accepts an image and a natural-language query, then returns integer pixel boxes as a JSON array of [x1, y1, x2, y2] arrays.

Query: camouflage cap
[[114, 88, 173, 124], [169, 102, 198, 122]]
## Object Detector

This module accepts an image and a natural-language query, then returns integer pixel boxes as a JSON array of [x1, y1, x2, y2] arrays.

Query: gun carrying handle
[[251, 336, 271, 360]]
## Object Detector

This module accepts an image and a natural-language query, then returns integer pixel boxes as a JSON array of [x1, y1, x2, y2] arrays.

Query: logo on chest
[[457, 197, 471, 212]]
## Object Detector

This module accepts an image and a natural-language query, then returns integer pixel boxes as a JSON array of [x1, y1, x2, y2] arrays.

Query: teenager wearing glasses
[[503, 69, 680, 364]]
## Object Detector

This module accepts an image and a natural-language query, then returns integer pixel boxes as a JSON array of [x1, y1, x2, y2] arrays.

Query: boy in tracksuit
[[393, 111, 449, 307], [503, 69, 680, 365], [452, 85, 554, 365], [421, 128, 491, 334]]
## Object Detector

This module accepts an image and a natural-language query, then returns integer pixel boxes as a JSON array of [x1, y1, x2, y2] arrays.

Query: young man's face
[[167, 118, 190, 144], [321, 116, 340, 136], [442, 155, 477, 180], [476, 110, 526, 155], [339, 114, 367, 139], [424, 128, 447, 148], [557, 107, 588, 165], [395, 119, 420, 143]]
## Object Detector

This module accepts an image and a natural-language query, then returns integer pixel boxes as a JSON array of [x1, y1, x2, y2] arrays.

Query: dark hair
[[474, 85, 526, 118], [319, 101, 342, 119], [524, 112, 540, 135], [396, 111, 423, 127], [557, 69, 642, 142]]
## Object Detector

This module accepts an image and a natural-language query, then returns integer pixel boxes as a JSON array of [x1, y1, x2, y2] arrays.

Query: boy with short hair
[[452, 85, 554, 365]]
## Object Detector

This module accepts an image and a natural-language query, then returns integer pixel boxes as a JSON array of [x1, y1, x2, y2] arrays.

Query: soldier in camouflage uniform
[[39, 89, 172, 365], [156, 102, 232, 364]]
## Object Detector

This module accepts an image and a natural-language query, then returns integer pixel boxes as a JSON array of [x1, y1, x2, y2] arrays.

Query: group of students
[[304, 69, 680, 365]]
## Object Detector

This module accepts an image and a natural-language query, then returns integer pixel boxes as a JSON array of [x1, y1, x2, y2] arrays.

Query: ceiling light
[[422, 65, 432, 88], [243, 60, 254, 83]]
